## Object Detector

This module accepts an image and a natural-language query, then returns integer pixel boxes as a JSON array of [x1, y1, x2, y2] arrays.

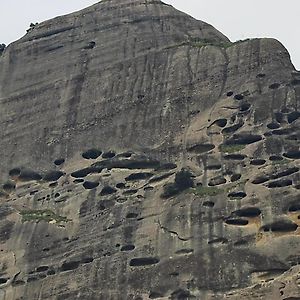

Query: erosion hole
[[235, 207, 261, 217], [274, 112, 284, 123], [100, 186, 117, 196], [155, 163, 177, 171], [83, 181, 99, 189], [269, 83, 280, 89], [252, 176, 269, 184], [129, 257, 159, 267], [118, 152, 133, 158], [283, 151, 300, 159], [36, 266, 49, 272], [224, 154, 247, 161], [149, 291, 164, 299], [19, 169, 42, 181], [102, 151, 116, 159], [175, 249, 194, 255], [49, 182, 58, 188], [234, 240, 248, 247], [0, 278, 8, 284], [125, 172, 153, 181], [60, 260, 80, 272], [212, 118, 227, 127], [3, 182, 16, 192], [267, 179, 292, 188], [81, 257, 94, 264], [82, 149, 102, 159], [288, 111, 300, 123], [234, 94, 244, 100], [54, 158, 65, 166], [231, 174, 241, 182], [47, 269, 56, 275], [262, 220, 298, 232], [288, 204, 300, 212], [123, 189, 138, 195], [269, 155, 283, 161], [71, 167, 95, 178], [126, 212, 138, 219], [116, 182, 126, 189], [239, 102, 251, 112], [203, 201, 215, 207], [43, 171, 64, 182], [208, 176, 226, 186], [121, 245, 135, 251], [256, 73, 266, 78], [74, 179, 84, 184], [9, 168, 21, 177], [250, 159, 266, 166], [222, 122, 244, 134], [225, 218, 248, 226], [187, 143, 215, 154], [227, 134, 262, 145], [267, 122, 280, 129], [228, 191, 246, 199], [206, 164, 222, 171], [208, 237, 228, 244]]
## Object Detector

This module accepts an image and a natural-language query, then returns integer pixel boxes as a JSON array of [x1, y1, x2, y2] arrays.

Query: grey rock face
[[1, 0, 300, 299]]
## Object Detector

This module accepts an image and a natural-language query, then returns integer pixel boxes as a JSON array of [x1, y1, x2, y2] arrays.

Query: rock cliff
[[0, 0, 300, 299]]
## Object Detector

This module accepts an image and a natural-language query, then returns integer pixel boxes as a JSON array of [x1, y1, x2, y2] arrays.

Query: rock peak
[[0, 1, 299, 300]]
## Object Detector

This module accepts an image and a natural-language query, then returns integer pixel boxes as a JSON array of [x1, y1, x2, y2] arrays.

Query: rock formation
[[0, 0, 300, 299]]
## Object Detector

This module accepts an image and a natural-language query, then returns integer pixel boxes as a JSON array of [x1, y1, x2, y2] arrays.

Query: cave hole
[[234, 94, 244, 100], [100, 186, 117, 196], [234, 207, 261, 217], [129, 257, 159, 267], [225, 218, 248, 226], [102, 151, 116, 159], [83, 181, 99, 190], [82, 149, 102, 159], [54, 158, 65, 166], [121, 245, 135, 251]]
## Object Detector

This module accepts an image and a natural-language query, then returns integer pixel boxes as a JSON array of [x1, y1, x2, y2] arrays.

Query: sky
[[0, 0, 299, 69]]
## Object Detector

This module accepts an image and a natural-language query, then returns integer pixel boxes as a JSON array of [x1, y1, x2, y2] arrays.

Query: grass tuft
[[20, 209, 69, 223], [219, 144, 245, 153], [192, 186, 223, 197]]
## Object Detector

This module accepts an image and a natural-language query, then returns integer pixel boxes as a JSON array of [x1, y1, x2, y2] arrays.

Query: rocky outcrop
[[0, 0, 300, 299]]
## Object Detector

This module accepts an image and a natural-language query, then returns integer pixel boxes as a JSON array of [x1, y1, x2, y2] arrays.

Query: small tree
[[0, 44, 6, 55], [175, 168, 194, 190], [27, 23, 39, 33], [161, 168, 194, 198]]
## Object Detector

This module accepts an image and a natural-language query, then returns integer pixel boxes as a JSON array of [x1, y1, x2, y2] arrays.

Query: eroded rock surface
[[1, 0, 300, 299]]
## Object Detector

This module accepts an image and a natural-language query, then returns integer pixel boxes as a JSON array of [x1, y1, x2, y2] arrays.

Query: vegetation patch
[[164, 38, 251, 51], [189, 38, 232, 49], [219, 144, 245, 153], [192, 186, 223, 197], [271, 158, 289, 165], [0, 44, 5, 56], [20, 209, 69, 223]]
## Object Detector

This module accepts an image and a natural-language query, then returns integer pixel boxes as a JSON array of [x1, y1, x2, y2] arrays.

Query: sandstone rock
[[0, 0, 300, 299]]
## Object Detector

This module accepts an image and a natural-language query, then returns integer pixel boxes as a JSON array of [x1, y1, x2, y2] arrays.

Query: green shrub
[[175, 169, 194, 190], [20, 209, 69, 223], [161, 183, 179, 198], [219, 144, 245, 153], [192, 186, 223, 197], [0, 44, 5, 55]]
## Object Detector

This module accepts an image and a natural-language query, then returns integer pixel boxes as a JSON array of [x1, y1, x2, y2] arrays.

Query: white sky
[[0, 0, 299, 69]]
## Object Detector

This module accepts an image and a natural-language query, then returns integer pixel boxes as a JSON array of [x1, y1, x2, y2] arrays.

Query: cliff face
[[1, 0, 300, 299]]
